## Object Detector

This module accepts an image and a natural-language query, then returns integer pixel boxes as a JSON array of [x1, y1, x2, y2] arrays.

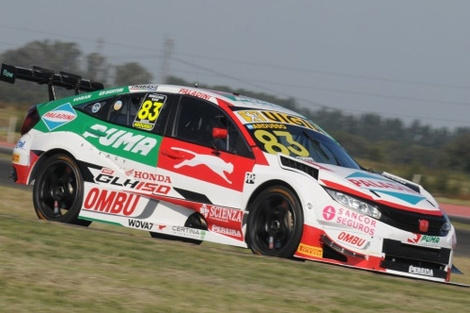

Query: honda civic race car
[[2, 63, 458, 283]]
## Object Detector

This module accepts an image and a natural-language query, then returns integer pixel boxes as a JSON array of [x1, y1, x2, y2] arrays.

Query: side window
[[107, 94, 145, 128], [175, 96, 252, 157], [80, 98, 111, 119], [80, 93, 168, 133]]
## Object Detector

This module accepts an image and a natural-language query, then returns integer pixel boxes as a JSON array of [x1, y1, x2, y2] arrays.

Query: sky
[[1, 0, 470, 130]]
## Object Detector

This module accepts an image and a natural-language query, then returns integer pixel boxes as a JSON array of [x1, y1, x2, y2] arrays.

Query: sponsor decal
[[42, 103, 77, 131], [146, 223, 167, 232], [2, 68, 14, 79], [178, 88, 211, 100], [12, 153, 20, 163], [346, 172, 426, 205], [95, 173, 171, 195], [408, 265, 434, 277], [237, 110, 320, 131], [245, 172, 256, 184], [297, 243, 323, 258], [322, 206, 336, 221], [246, 123, 287, 130], [210, 225, 243, 240], [83, 124, 158, 156], [407, 234, 440, 246], [297, 157, 316, 164], [96, 152, 125, 163], [132, 121, 155, 131], [200, 204, 243, 225], [98, 88, 124, 96], [172, 147, 233, 184], [322, 206, 376, 235], [73, 94, 92, 102], [128, 219, 154, 230], [83, 187, 140, 216], [15, 140, 26, 149], [337, 231, 368, 249], [126, 169, 172, 183], [348, 178, 412, 191], [113, 100, 123, 111], [91, 102, 101, 113], [347, 172, 418, 193], [101, 168, 114, 175], [130, 84, 158, 91], [221, 94, 278, 107], [171, 226, 207, 240]]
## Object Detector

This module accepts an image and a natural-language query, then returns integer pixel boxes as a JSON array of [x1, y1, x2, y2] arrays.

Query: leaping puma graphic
[[171, 147, 234, 184]]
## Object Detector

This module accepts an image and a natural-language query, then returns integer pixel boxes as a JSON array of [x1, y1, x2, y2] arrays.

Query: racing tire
[[247, 185, 303, 258], [33, 154, 91, 226], [150, 212, 207, 245]]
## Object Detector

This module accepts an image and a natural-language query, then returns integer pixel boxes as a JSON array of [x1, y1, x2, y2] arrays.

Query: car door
[[157, 95, 256, 208]]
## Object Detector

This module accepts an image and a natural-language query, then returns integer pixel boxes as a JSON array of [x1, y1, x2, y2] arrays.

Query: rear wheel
[[33, 154, 91, 226], [247, 186, 303, 258]]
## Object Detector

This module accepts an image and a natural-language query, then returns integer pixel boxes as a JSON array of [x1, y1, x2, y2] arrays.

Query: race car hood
[[314, 163, 442, 215]]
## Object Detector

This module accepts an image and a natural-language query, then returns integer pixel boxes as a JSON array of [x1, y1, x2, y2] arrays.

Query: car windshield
[[238, 110, 360, 169]]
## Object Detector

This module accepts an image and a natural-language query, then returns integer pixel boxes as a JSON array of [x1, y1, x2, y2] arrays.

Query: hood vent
[[280, 155, 319, 180], [381, 171, 421, 193]]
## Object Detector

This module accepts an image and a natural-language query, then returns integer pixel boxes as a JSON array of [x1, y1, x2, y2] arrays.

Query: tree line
[[0, 40, 152, 105], [1, 40, 470, 183]]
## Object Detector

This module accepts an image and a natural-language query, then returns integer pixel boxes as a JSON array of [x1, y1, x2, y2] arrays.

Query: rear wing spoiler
[[1, 63, 104, 101]]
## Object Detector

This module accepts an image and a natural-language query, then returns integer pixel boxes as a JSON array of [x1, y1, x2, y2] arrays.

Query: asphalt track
[[0, 154, 469, 258]]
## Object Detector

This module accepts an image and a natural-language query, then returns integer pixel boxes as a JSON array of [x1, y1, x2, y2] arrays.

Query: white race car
[[2, 63, 457, 282]]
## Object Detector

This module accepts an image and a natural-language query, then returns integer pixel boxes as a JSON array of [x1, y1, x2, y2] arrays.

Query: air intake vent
[[280, 156, 318, 180], [379, 205, 448, 236]]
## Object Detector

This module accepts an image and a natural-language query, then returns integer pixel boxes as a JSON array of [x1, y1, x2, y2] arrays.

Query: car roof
[[125, 84, 304, 117]]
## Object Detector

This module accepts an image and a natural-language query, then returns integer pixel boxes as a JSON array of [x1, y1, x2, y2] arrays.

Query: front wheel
[[33, 154, 91, 226], [247, 186, 303, 258]]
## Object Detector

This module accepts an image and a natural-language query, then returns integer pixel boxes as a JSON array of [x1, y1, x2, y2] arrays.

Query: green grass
[[0, 186, 469, 313]]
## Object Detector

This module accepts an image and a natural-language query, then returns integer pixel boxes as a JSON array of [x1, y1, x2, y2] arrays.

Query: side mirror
[[211, 128, 228, 155], [212, 127, 228, 139]]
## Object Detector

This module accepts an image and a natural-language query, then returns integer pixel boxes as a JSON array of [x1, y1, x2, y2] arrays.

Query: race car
[[2, 63, 457, 283]]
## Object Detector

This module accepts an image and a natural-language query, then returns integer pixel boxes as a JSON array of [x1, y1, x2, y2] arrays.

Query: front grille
[[381, 239, 450, 279], [378, 205, 448, 236]]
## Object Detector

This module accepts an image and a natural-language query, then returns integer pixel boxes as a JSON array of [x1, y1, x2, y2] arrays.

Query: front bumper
[[381, 239, 451, 280]]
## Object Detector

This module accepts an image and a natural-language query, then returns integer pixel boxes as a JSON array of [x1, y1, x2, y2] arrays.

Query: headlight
[[441, 212, 452, 234], [326, 189, 382, 219]]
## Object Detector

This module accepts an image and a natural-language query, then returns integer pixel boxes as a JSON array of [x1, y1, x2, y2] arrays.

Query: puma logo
[[244, 111, 264, 122], [172, 147, 234, 184]]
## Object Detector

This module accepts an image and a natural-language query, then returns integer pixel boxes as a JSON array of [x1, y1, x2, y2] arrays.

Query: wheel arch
[[245, 179, 303, 214], [29, 148, 78, 184], [244, 179, 305, 257]]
